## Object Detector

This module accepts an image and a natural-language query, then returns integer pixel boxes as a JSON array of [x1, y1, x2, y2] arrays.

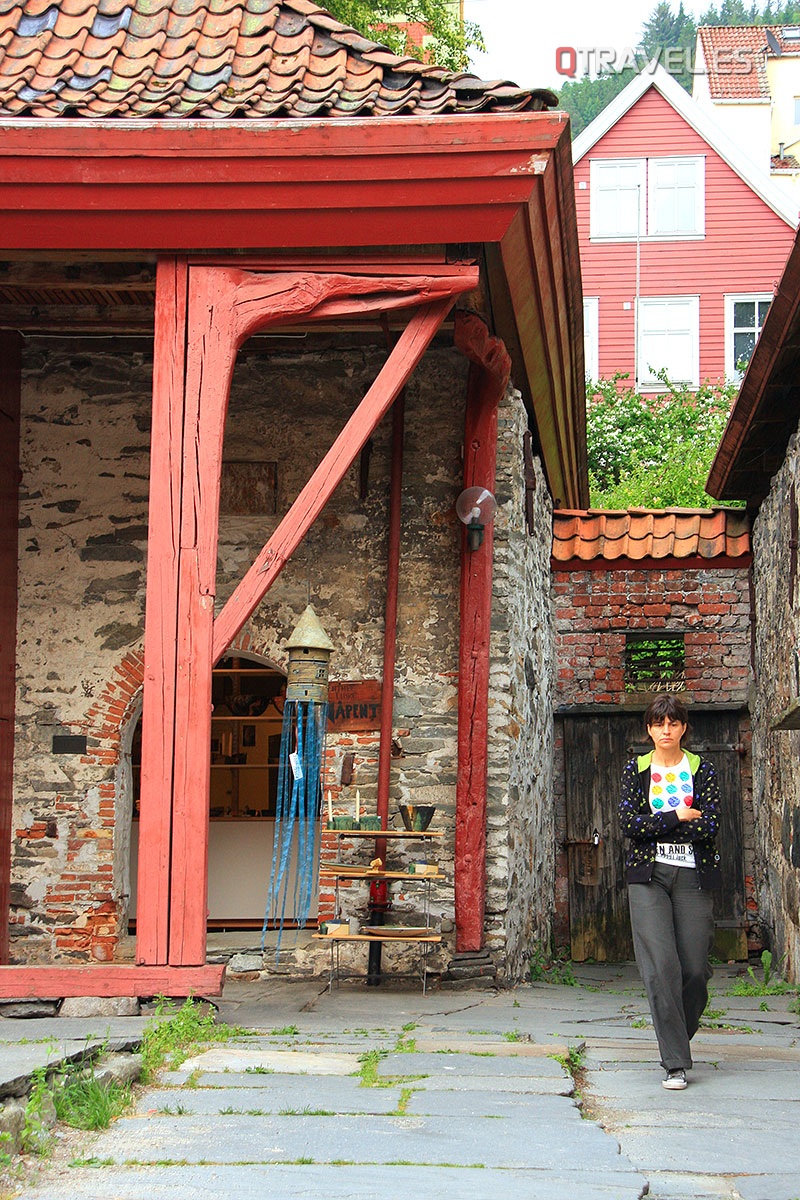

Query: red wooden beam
[[212, 290, 473, 660], [0, 332, 21, 965], [0, 964, 225, 1000], [0, 115, 568, 252], [453, 313, 511, 953]]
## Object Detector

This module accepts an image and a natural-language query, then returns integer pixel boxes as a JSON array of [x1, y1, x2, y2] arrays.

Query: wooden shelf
[[320, 868, 443, 881], [211, 763, 277, 770], [313, 933, 441, 944], [324, 829, 443, 839]]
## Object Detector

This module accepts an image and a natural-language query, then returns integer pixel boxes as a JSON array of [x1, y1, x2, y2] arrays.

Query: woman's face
[[647, 716, 687, 757]]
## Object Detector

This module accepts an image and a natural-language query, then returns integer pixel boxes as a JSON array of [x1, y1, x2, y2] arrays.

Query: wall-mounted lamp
[[456, 486, 497, 551]]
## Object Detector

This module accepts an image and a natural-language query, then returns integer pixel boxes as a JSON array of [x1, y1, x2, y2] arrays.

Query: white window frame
[[647, 156, 705, 239], [583, 296, 599, 381], [589, 158, 646, 240], [590, 156, 705, 242], [724, 293, 772, 381], [637, 295, 700, 390]]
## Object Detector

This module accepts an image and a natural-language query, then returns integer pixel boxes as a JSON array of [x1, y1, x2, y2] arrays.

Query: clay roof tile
[[0, 0, 559, 117], [552, 508, 751, 564]]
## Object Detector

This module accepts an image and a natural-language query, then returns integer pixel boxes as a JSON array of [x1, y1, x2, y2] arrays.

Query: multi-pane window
[[625, 634, 686, 693], [590, 156, 705, 240], [638, 295, 700, 389], [724, 294, 772, 381]]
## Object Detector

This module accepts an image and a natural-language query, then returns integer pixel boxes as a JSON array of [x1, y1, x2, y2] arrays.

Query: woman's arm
[[618, 760, 682, 842]]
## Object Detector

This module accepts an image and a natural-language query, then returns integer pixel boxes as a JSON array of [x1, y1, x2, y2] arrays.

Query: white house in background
[[693, 24, 800, 207]]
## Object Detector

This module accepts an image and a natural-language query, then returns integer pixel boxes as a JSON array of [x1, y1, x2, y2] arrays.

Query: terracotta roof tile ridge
[[0, 0, 560, 117]]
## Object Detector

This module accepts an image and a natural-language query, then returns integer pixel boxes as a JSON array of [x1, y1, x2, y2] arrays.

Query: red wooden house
[[0, 0, 585, 997], [573, 64, 796, 390]]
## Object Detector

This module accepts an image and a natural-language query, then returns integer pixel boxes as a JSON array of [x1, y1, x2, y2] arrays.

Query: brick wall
[[553, 565, 752, 707]]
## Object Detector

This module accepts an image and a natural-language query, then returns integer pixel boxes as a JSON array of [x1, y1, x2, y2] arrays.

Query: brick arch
[[67, 635, 284, 960], [40, 648, 145, 962]]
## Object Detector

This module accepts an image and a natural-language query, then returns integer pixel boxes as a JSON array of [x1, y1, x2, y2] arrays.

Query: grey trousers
[[628, 862, 715, 1071]]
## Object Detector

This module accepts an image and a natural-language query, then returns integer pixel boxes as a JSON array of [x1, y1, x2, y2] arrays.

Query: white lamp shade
[[456, 486, 497, 526]]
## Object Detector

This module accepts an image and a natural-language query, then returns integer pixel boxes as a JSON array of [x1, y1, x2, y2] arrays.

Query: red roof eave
[[0, 112, 570, 252]]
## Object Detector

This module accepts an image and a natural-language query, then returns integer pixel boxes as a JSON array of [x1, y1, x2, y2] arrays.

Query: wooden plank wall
[[0, 332, 21, 964]]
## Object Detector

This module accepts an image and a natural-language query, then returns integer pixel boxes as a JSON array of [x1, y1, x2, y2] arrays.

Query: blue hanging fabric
[[262, 607, 333, 959]]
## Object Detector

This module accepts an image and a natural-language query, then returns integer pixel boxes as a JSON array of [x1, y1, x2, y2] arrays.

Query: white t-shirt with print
[[649, 754, 696, 869]]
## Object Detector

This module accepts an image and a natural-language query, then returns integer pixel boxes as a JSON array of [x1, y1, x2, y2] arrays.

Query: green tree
[[558, 71, 637, 138], [323, 0, 483, 71], [586, 373, 741, 508], [639, 2, 697, 89]]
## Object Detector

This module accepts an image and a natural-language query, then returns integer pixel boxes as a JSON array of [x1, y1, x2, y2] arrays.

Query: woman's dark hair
[[645, 693, 689, 727]]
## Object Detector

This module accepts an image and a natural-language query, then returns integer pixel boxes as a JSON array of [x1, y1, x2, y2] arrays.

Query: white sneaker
[[662, 1068, 687, 1090]]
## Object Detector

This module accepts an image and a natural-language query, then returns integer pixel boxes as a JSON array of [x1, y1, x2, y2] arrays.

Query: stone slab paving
[[5, 963, 800, 1200], [136, 1079, 404, 1114], [6, 1162, 648, 1200], [80, 1105, 629, 1171]]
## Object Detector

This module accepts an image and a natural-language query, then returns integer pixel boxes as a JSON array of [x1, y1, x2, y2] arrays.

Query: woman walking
[[619, 694, 721, 1090]]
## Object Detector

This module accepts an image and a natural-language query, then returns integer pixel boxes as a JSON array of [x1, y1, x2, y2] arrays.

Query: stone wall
[[749, 425, 800, 980], [10, 334, 555, 980], [552, 561, 755, 955], [486, 394, 555, 980]]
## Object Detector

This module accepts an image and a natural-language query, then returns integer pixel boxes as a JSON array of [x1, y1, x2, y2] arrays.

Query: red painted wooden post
[[453, 313, 512, 953], [137, 258, 190, 965], [0, 332, 21, 965]]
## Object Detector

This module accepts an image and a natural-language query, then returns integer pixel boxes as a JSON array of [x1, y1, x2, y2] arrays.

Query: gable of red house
[[573, 66, 797, 390]]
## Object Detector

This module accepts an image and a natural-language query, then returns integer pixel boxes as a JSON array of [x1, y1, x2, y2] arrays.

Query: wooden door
[[563, 710, 747, 962]]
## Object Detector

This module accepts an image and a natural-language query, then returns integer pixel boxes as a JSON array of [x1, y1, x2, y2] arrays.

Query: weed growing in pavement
[[630, 1016, 648, 1029], [20, 1068, 54, 1156], [700, 1006, 728, 1023], [139, 995, 253, 1080], [529, 945, 577, 986], [270, 1025, 299, 1036], [394, 1025, 417, 1054], [502, 1031, 522, 1043], [356, 1048, 426, 1089], [730, 951, 796, 996], [550, 1045, 585, 1076], [53, 1069, 131, 1131]]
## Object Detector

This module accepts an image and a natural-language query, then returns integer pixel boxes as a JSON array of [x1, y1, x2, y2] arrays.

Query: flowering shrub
[[586, 371, 741, 508]]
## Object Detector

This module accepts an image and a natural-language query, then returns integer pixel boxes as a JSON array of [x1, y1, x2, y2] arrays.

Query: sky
[[464, 0, 706, 91]]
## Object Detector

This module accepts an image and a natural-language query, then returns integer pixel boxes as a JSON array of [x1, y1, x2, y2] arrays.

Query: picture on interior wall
[[242, 724, 256, 747]]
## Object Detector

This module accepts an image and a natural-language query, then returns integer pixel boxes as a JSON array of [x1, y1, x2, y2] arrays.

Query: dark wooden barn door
[[563, 710, 747, 962]]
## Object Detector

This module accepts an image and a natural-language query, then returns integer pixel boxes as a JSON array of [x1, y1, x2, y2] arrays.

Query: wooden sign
[[327, 681, 381, 731]]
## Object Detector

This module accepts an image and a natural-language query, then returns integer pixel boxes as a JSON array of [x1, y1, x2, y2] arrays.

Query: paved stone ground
[[1, 963, 799, 1200]]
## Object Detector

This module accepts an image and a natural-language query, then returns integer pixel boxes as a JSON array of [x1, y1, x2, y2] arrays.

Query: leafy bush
[[586, 372, 741, 509]]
